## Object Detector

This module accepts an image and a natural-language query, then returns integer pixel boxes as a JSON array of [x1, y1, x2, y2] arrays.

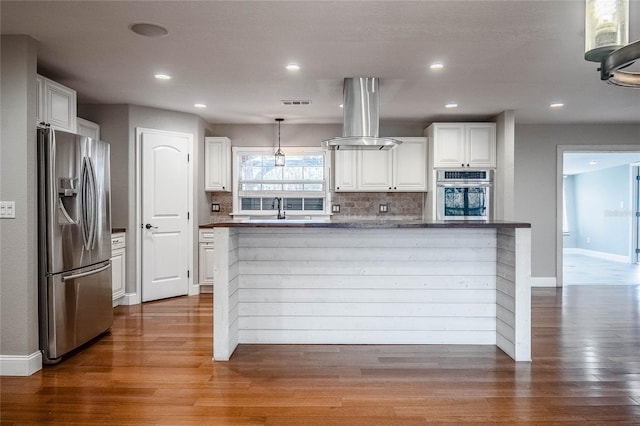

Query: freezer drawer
[[41, 261, 113, 362]]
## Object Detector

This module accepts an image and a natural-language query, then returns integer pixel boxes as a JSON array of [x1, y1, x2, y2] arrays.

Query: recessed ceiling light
[[445, 102, 458, 108], [339, 104, 343, 108], [130, 22, 169, 38], [154, 73, 172, 80], [194, 103, 207, 108], [589, 160, 598, 165], [430, 62, 444, 70], [286, 63, 300, 71], [550, 102, 564, 108]]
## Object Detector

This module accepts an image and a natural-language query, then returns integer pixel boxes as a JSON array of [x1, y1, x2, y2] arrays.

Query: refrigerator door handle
[[61, 262, 111, 282], [80, 157, 98, 250]]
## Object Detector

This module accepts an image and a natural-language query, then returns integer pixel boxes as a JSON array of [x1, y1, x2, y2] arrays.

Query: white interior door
[[140, 129, 191, 302]]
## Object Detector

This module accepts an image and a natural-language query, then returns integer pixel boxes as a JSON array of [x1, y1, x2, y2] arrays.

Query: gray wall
[[0, 35, 39, 358], [515, 124, 640, 278], [79, 105, 130, 228], [208, 121, 422, 148], [573, 165, 632, 256]]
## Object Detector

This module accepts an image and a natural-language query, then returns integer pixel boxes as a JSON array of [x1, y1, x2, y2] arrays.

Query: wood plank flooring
[[2, 286, 640, 424]]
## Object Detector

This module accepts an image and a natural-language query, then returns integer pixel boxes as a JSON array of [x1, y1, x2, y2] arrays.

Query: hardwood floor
[[2, 286, 640, 424]]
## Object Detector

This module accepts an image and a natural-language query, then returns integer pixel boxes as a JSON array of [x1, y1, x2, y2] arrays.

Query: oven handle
[[437, 182, 492, 188]]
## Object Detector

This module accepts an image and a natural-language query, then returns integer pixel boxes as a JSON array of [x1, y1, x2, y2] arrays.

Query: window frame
[[231, 146, 331, 218]]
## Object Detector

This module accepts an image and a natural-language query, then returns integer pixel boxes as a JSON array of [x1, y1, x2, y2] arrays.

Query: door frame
[[556, 145, 640, 287], [135, 127, 195, 304]]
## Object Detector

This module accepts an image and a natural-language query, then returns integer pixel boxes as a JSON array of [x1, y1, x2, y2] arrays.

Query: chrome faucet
[[272, 197, 285, 219]]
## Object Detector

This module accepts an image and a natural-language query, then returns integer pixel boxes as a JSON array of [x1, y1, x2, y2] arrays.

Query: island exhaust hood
[[322, 77, 401, 151]]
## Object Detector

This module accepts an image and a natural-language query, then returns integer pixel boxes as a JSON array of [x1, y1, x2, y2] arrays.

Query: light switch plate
[[0, 201, 16, 219]]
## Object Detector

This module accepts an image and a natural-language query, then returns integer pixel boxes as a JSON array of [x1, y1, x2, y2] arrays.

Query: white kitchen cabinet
[[111, 232, 126, 305], [37, 74, 77, 132], [334, 150, 357, 191], [358, 150, 393, 191], [205, 137, 231, 191], [76, 117, 100, 140], [334, 137, 427, 192], [198, 229, 215, 288], [392, 137, 428, 190], [428, 123, 496, 168]]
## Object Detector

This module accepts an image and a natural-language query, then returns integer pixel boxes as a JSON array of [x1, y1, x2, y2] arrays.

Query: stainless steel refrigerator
[[37, 127, 113, 363]]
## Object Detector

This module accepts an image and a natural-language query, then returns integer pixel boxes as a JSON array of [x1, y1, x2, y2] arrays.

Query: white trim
[[135, 128, 194, 304], [120, 292, 139, 306], [0, 351, 42, 376], [564, 248, 631, 263], [530, 277, 557, 288]]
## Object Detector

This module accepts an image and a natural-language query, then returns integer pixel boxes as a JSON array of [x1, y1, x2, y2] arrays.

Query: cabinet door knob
[[388, 187, 392, 190]]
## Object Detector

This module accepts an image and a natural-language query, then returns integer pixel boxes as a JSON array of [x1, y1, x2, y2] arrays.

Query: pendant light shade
[[585, 0, 629, 62], [274, 118, 285, 167], [584, 0, 640, 88]]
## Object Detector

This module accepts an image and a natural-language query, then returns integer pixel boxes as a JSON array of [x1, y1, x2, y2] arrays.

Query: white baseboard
[[564, 248, 630, 263], [199, 284, 213, 294], [0, 351, 42, 376], [120, 292, 140, 306], [189, 283, 199, 296], [530, 277, 557, 288]]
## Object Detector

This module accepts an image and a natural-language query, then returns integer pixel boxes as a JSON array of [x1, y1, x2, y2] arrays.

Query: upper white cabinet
[[334, 150, 357, 191], [37, 74, 77, 133], [205, 137, 231, 192], [358, 149, 393, 191], [76, 117, 100, 140], [334, 137, 427, 192], [392, 137, 428, 190], [427, 123, 496, 168]]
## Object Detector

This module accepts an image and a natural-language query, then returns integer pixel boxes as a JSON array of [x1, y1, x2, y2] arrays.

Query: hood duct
[[322, 77, 401, 150]]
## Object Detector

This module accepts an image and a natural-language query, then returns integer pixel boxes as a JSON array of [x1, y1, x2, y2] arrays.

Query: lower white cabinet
[[111, 232, 126, 304], [199, 229, 215, 287]]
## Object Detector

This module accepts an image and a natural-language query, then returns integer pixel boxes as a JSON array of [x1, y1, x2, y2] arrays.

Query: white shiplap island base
[[209, 220, 532, 362]]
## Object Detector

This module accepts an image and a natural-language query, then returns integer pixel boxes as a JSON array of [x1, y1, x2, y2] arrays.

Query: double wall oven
[[436, 170, 493, 221]]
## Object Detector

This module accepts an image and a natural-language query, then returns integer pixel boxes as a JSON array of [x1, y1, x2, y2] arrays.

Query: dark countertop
[[200, 220, 531, 229], [112, 227, 126, 233]]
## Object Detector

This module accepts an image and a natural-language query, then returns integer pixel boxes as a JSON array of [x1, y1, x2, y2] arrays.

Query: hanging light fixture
[[274, 118, 285, 167], [584, 0, 640, 87]]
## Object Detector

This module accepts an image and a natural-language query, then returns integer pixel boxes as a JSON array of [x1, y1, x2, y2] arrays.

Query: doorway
[[559, 149, 640, 286], [136, 128, 194, 302]]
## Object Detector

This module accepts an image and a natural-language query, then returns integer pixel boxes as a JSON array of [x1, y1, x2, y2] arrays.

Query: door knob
[[145, 223, 158, 230]]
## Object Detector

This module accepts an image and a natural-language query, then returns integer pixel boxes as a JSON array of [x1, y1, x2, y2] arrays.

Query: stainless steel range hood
[[322, 77, 401, 151]]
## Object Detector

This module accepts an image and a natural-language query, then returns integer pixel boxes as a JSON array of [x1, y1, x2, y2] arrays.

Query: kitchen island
[[208, 220, 532, 362]]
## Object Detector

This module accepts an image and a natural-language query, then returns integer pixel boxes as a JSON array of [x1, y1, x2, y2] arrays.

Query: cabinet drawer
[[111, 233, 126, 250], [199, 229, 215, 243]]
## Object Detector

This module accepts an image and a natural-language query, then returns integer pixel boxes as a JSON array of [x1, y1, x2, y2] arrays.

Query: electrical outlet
[[211, 203, 220, 212], [379, 204, 388, 213], [0, 201, 16, 219], [332, 204, 340, 213]]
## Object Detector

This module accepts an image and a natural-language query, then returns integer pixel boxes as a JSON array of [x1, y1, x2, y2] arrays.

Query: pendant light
[[584, 0, 640, 88], [274, 118, 285, 167]]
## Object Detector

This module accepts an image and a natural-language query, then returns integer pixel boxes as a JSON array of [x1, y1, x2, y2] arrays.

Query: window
[[233, 147, 329, 215]]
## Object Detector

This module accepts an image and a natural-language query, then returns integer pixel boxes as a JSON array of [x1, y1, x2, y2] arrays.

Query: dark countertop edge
[[200, 221, 531, 229], [112, 227, 127, 233]]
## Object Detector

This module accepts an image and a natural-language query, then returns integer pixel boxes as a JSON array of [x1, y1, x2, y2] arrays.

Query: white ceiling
[[564, 152, 640, 175], [2, 0, 640, 125]]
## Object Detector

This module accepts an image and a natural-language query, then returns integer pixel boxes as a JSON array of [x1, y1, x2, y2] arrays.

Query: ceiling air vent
[[281, 100, 311, 106]]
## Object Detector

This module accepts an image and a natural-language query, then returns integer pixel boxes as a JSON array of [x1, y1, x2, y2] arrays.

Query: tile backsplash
[[331, 192, 424, 220], [206, 191, 424, 222]]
